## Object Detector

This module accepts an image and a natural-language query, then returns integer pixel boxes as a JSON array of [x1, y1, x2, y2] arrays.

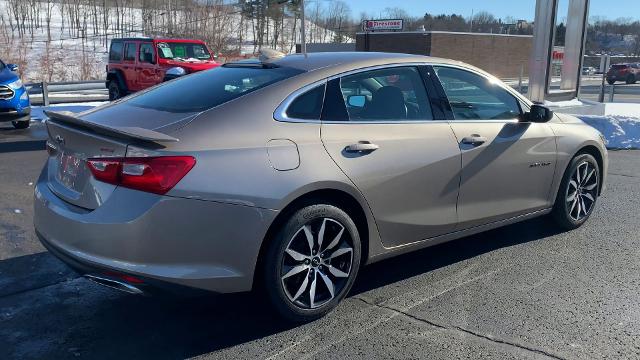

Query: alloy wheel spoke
[[328, 246, 353, 260], [285, 248, 308, 262], [302, 225, 315, 254], [584, 193, 595, 202], [282, 264, 309, 280], [570, 198, 579, 218], [309, 270, 317, 308], [576, 197, 583, 217], [291, 269, 310, 302], [584, 182, 598, 191], [583, 169, 595, 186], [569, 180, 578, 190], [580, 197, 587, 216], [323, 225, 345, 252], [328, 265, 349, 278], [566, 191, 577, 202], [317, 219, 327, 251], [318, 270, 335, 299]]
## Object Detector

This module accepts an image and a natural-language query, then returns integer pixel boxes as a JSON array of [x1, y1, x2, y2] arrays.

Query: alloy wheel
[[566, 161, 598, 221], [280, 217, 353, 309]]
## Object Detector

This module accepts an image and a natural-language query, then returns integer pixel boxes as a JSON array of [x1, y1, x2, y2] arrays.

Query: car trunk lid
[[44, 108, 193, 210]]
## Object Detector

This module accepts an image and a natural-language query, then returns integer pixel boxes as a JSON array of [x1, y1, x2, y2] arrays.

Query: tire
[[263, 204, 361, 322], [108, 80, 124, 101], [626, 75, 635, 84], [11, 120, 29, 129], [551, 153, 600, 230], [607, 79, 616, 85]]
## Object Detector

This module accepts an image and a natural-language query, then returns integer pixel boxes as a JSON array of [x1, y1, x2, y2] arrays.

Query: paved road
[[512, 78, 640, 103], [1, 122, 639, 359]]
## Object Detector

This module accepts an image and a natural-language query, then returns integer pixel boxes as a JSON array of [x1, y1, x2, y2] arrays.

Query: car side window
[[109, 42, 123, 61], [139, 43, 155, 64], [286, 84, 325, 120], [338, 67, 433, 121], [434, 66, 521, 120], [124, 43, 137, 62]]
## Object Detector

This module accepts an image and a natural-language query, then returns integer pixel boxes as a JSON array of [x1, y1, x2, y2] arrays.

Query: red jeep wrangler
[[106, 37, 220, 100]]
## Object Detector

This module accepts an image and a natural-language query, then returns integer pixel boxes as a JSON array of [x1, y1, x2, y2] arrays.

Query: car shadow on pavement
[[351, 216, 562, 295], [0, 216, 564, 359]]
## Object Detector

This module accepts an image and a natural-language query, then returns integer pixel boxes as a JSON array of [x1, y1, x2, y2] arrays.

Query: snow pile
[[577, 115, 640, 149]]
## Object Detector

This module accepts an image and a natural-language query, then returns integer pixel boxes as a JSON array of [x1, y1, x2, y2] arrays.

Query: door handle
[[460, 135, 487, 146], [345, 141, 379, 153]]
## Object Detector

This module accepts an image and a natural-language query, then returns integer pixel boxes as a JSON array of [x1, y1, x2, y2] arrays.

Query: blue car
[[0, 60, 30, 129]]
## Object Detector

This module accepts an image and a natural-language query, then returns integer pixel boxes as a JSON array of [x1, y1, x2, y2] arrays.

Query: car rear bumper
[[34, 166, 277, 294]]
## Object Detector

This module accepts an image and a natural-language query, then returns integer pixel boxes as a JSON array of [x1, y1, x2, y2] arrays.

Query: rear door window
[[139, 43, 155, 64], [125, 65, 305, 113], [337, 66, 433, 121], [124, 43, 137, 62], [109, 42, 123, 61]]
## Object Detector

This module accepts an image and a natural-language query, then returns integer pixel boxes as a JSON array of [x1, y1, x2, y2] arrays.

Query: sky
[[347, 0, 640, 22]]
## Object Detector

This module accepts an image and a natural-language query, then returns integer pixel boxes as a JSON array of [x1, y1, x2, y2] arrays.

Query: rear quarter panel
[[127, 73, 389, 263]]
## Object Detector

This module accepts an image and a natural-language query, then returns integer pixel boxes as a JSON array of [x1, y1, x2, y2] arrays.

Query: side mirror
[[524, 104, 553, 123], [7, 63, 18, 72], [348, 95, 366, 108], [163, 67, 187, 82]]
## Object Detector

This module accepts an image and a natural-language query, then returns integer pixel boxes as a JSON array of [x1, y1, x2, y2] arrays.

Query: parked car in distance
[[106, 37, 220, 101], [36, 52, 608, 322], [606, 63, 640, 84], [0, 60, 30, 129], [582, 66, 596, 76]]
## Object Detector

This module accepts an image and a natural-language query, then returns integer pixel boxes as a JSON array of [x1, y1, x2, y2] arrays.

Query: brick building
[[355, 31, 533, 79]]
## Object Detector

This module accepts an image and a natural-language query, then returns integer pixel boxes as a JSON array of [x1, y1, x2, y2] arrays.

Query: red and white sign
[[552, 46, 565, 64], [363, 19, 404, 32]]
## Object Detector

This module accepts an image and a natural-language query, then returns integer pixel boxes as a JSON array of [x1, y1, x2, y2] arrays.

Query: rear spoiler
[[44, 110, 179, 143]]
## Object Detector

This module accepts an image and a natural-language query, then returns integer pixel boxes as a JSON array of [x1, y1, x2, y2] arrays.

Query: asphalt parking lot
[[1, 122, 639, 359]]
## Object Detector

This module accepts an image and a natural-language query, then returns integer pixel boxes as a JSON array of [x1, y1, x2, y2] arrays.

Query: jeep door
[[137, 42, 161, 89], [320, 65, 461, 247], [431, 65, 557, 230], [122, 41, 139, 91]]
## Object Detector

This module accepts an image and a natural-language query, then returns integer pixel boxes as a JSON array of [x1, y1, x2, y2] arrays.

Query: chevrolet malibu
[[35, 52, 607, 322]]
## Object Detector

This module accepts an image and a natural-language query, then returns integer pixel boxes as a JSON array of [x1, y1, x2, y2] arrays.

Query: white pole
[[300, 0, 307, 55]]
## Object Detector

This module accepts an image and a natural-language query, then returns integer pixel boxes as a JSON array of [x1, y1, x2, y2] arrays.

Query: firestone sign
[[363, 19, 404, 32]]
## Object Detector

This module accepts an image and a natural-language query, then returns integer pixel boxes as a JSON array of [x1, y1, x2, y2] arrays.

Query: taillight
[[86, 156, 196, 195]]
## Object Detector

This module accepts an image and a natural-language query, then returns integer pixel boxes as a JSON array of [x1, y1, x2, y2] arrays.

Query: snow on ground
[[0, 0, 345, 83]]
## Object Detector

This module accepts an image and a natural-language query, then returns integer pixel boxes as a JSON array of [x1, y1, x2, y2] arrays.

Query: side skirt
[[367, 208, 552, 264]]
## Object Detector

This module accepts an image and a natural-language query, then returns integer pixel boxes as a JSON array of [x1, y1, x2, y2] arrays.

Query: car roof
[[111, 38, 206, 43], [270, 52, 464, 72]]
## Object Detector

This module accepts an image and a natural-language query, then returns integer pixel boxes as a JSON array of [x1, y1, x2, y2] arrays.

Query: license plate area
[[56, 151, 84, 191]]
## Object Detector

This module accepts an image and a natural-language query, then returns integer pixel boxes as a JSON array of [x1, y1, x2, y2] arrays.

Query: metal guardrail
[[25, 80, 108, 106]]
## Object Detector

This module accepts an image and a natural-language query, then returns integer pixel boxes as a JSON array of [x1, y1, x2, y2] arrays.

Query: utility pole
[[277, 0, 306, 55], [300, 0, 306, 55]]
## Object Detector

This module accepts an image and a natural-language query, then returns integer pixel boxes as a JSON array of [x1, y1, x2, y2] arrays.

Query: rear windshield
[[126, 65, 304, 113]]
